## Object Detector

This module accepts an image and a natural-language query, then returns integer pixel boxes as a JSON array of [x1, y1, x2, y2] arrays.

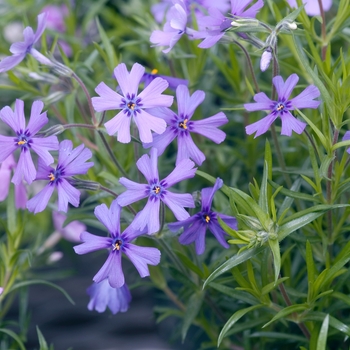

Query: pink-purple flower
[[245, 74, 321, 137], [169, 178, 237, 254], [0, 13, 52, 73], [0, 100, 59, 185], [144, 85, 228, 166], [189, 0, 264, 48], [141, 68, 188, 91], [150, 0, 190, 53], [74, 200, 161, 288], [26, 140, 93, 214], [0, 154, 27, 209], [287, 0, 332, 16], [92, 63, 173, 143], [87, 279, 131, 314], [117, 148, 196, 235]]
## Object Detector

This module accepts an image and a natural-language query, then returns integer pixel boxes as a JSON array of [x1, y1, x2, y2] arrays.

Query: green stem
[[64, 123, 97, 130], [317, 0, 327, 60], [97, 131, 128, 178], [72, 72, 97, 125], [233, 40, 260, 93]]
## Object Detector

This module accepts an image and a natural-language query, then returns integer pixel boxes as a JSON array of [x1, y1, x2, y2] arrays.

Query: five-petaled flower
[[86, 279, 132, 314], [0, 99, 59, 185], [244, 74, 320, 137], [117, 148, 196, 235], [73, 200, 161, 288], [169, 178, 237, 254], [144, 85, 228, 166], [92, 63, 173, 144], [26, 139, 93, 213], [0, 13, 52, 73]]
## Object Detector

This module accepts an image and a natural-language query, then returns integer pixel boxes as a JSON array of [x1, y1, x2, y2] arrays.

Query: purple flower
[[0, 100, 59, 185], [144, 85, 228, 166], [74, 200, 161, 288], [141, 68, 188, 91], [150, 0, 190, 53], [287, 0, 332, 16], [245, 74, 321, 137], [117, 148, 196, 235], [151, 0, 230, 23], [189, 0, 264, 48], [169, 178, 237, 254], [92, 63, 173, 143], [26, 140, 93, 214], [0, 154, 27, 209], [87, 279, 132, 314], [0, 13, 52, 73], [343, 131, 350, 154], [53, 211, 86, 242]]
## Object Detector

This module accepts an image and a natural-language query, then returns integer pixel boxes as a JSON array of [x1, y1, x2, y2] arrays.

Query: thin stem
[[233, 40, 260, 93], [97, 131, 128, 178], [278, 280, 310, 340], [64, 123, 97, 130], [163, 286, 186, 311], [304, 129, 321, 162], [72, 72, 97, 125], [317, 0, 327, 60]]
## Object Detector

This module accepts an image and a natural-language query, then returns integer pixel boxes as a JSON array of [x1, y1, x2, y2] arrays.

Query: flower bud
[[260, 49, 272, 72], [231, 17, 259, 27], [69, 179, 100, 191], [40, 124, 65, 137]]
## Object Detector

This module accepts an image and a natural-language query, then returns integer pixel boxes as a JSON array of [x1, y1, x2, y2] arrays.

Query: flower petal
[[245, 112, 279, 138], [162, 191, 194, 220], [131, 198, 161, 234], [280, 111, 307, 136], [104, 110, 132, 143], [31, 136, 59, 165], [136, 148, 159, 183], [26, 184, 55, 214], [162, 158, 196, 188], [26, 100, 47, 135], [280, 74, 299, 101], [138, 77, 173, 108], [177, 133, 205, 166], [94, 201, 121, 236], [57, 178, 80, 212], [92, 82, 123, 111], [134, 109, 167, 143], [0, 135, 17, 163], [12, 150, 36, 185], [289, 85, 321, 110], [0, 54, 26, 73], [201, 178, 223, 210], [176, 85, 205, 119], [73, 231, 111, 254]]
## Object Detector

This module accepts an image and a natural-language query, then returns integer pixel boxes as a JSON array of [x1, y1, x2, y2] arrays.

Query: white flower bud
[[260, 49, 272, 72]]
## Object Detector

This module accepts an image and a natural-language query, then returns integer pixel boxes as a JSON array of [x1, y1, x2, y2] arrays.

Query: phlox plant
[[0, 0, 350, 349]]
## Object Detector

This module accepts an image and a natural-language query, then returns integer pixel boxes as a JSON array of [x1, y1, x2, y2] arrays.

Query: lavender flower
[[150, 0, 190, 53], [0, 154, 27, 209], [151, 0, 230, 23], [343, 131, 350, 154], [74, 200, 161, 288], [53, 211, 86, 242], [189, 0, 264, 48], [117, 148, 196, 235], [26, 140, 93, 214], [87, 279, 131, 314], [92, 63, 173, 143], [141, 68, 188, 91], [287, 0, 332, 16], [0, 13, 52, 73], [0, 100, 59, 184], [169, 178, 237, 254], [245, 74, 320, 137], [144, 85, 228, 166]]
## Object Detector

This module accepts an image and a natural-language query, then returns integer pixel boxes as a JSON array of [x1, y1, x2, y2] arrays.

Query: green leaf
[[175, 251, 204, 278], [268, 239, 281, 283], [9, 280, 75, 305], [0, 328, 26, 350], [259, 160, 269, 215], [317, 314, 329, 350], [263, 304, 309, 328], [218, 304, 264, 346], [203, 246, 265, 288], [36, 326, 49, 350], [306, 240, 316, 284], [303, 312, 350, 337], [261, 277, 289, 296], [181, 291, 203, 341], [6, 184, 17, 236]]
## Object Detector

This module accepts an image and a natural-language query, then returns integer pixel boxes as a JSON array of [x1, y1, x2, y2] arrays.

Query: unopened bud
[[260, 49, 272, 72], [40, 124, 65, 137], [231, 17, 259, 27], [50, 56, 74, 77]]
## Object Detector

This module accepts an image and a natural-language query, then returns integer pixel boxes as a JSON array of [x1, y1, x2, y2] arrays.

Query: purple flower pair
[[0, 100, 59, 185], [169, 178, 237, 254], [188, 0, 264, 48], [144, 85, 228, 166], [74, 200, 161, 288], [0, 13, 52, 73], [245, 74, 320, 137], [27, 139, 94, 213], [117, 148, 196, 235], [92, 63, 173, 143]]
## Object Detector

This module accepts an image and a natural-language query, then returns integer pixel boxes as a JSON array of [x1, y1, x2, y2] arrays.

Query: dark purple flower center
[[274, 100, 291, 114], [201, 211, 214, 224], [147, 180, 166, 200], [48, 165, 65, 185], [120, 93, 143, 118], [173, 113, 192, 134], [15, 130, 32, 151], [112, 238, 123, 251]]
